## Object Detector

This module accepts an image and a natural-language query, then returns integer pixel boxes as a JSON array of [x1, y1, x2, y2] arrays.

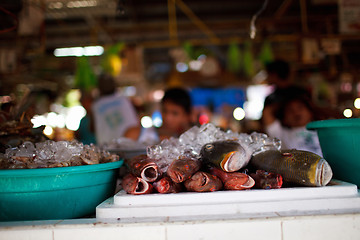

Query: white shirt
[[92, 93, 138, 145], [265, 120, 323, 156]]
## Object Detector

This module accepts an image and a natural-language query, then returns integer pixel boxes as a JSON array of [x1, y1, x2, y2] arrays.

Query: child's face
[[161, 101, 191, 133], [283, 100, 313, 128]]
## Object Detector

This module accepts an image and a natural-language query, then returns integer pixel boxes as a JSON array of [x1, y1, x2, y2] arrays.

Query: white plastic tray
[[96, 180, 360, 222], [113, 180, 357, 207]]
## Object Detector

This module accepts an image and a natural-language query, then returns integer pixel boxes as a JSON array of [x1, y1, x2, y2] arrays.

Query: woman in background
[[263, 94, 322, 156]]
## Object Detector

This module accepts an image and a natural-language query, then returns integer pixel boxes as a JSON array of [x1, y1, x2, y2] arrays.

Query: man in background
[[92, 74, 141, 145]]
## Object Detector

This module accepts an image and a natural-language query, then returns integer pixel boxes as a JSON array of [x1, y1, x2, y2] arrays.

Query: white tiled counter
[[1, 213, 360, 240], [2, 180, 360, 240]]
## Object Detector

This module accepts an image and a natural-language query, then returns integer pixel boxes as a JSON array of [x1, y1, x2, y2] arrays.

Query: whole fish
[[184, 171, 223, 192], [153, 176, 182, 194], [125, 154, 161, 182], [200, 140, 252, 172], [208, 166, 255, 190], [167, 156, 201, 183], [250, 149, 333, 187], [250, 170, 283, 189], [122, 173, 153, 195]]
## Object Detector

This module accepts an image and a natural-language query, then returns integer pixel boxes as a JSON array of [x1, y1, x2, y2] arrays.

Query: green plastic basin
[[307, 118, 360, 188], [0, 160, 123, 221]]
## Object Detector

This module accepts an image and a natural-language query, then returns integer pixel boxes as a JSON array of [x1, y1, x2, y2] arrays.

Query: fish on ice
[[184, 171, 223, 192], [122, 173, 153, 195], [200, 140, 252, 172], [153, 176, 182, 194], [207, 166, 255, 190], [125, 154, 161, 182], [250, 149, 332, 187], [166, 156, 201, 183]]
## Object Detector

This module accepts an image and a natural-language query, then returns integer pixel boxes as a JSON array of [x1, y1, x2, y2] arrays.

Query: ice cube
[[146, 123, 283, 171]]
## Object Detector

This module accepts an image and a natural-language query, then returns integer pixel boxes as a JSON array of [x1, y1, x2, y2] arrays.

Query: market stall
[[1, 1, 360, 239]]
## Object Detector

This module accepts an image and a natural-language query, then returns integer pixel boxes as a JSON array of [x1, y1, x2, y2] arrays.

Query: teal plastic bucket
[[307, 119, 360, 188], [0, 160, 123, 221]]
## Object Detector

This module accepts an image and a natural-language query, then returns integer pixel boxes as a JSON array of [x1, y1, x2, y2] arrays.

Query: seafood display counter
[[2, 122, 360, 239]]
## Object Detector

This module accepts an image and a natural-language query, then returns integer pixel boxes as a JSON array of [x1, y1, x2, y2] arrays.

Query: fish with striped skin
[[184, 171, 223, 192], [200, 140, 252, 172], [125, 154, 161, 182], [122, 173, 153, 195], [250, 149, 332, 187]]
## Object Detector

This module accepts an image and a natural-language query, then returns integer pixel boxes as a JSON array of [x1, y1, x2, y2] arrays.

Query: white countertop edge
[[2, 211, 360, 230]]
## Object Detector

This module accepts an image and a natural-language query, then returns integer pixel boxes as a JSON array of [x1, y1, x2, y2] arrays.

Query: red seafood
[[153, 176, 182, 194], [167, 156, 201, 183], [126, 154, 161, 182], [250, 170, 283, 189], [122, 173, 153, 195], [184, 171, 223, 192], [208, 166, 255, 190]]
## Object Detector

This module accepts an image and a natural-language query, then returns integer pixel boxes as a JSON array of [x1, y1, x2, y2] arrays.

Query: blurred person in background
[[261, 59, 323, 155], [158, 87, 194, 140], [262, 59, 311, 130], [92, 74, 141, 145], [263, 94, 322, 156], [75, 91, 96, 145], [139, 87, 194, 143]]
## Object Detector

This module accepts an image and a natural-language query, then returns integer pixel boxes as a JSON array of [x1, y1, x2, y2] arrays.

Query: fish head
[[133, 178, 153, 194], [140, 162, 160, 182], [167, 166, 185, 183], [122, 173, 153, 195], [220, 150, 245, 172], [167, 157, 201, 183], [316, 158, 333, 186], [281, 150, 333, 187], [126, 155, 161, 182], [201, 140, 250, 172], [223, 172, 255, 190], [184, 171, 223, 192]]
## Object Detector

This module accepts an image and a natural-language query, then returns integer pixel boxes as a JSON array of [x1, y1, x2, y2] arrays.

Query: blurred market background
[[1, 0, 360, 141]]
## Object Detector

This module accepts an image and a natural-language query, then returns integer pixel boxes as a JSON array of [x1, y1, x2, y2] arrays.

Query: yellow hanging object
[[101, 42, 125, 76], [108, 55, 122, 76]]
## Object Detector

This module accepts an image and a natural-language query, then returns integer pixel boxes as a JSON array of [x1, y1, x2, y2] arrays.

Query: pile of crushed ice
[[1, 141, 119, 169], [147, 123, 281, 172]]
